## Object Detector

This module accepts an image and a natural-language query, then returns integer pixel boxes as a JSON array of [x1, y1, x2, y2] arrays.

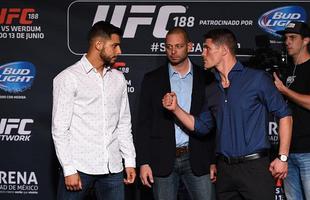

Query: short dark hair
[[88, 21, 123, 43], [204, 29, 237, 55], [166, 27, 190, 43]]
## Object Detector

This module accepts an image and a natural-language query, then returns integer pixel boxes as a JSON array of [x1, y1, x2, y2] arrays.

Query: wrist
[[172, 105, 181, 114], [281, 86, 290, 95], [140, 164, 150, 168], [277, 154, 288, 162]]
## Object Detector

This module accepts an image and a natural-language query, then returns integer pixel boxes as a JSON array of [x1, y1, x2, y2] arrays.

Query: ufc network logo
[[93, 5, 186, 38], [0, 8, 35, 25], [0, 118, 33, 135]]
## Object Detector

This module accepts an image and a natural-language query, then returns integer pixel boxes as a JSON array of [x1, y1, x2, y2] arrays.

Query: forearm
[[282, 87, 310, 110], [118, 89, 136, 168], [118, 129, 136, 168], [52, 127, 77, 176], [52, 84, 76, 176], [173, 105, 195, 131], [278, 116, 293, 156]]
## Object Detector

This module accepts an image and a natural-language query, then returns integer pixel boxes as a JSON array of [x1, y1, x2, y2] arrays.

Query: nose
[[171, 48, 176, 54], [116, 46, 122, 55], [284, 38, 290, 47], [201, 48, 206, 57]]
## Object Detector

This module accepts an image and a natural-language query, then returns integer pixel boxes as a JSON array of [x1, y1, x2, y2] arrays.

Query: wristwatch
[[278, 154, 288, 162]]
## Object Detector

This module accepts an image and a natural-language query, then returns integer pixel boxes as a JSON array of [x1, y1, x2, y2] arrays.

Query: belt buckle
[[226, 156, 241, 164], [244, 151, 267, 161], [176, 146, 188, 157]]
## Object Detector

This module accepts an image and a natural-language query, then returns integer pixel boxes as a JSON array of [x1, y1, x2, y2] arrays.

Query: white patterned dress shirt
[[52, 55, 135, 177]]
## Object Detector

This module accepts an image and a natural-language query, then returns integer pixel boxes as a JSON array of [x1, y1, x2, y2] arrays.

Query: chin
[[204, 65, 214, 70], [170, 61, 181, 66], [203, 63, 210, 68], [204, 67, 210, 70], [109, 59, 117, 65]]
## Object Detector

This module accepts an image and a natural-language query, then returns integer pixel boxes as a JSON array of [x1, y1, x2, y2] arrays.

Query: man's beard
[[101, 54, 115, 67], [169, 56, 187, 66]]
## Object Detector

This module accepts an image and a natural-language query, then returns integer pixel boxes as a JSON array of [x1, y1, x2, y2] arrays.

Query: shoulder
[[111, 68, 125, 76], [192, 64, 205, 75], [143, 65, 167, 81], [300, 59, 310, 71], [242, 67, 275, 93], [110, 68, 127, 83], [192, 63, 203, 71], [192, 64, 215, 84], [244, 66, 271, 80], [53, 62, 80, 84]]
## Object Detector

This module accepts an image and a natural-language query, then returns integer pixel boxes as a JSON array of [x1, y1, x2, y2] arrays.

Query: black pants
[[216, 157, 275, 200]]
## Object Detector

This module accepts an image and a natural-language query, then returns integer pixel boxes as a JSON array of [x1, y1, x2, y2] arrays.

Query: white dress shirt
[[52, 55, 136, 177]]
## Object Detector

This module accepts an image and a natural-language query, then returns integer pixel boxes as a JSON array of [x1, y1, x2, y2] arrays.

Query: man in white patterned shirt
[[52, 21, 136, 200]]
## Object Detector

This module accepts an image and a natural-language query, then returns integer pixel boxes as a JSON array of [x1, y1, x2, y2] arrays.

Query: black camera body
[[245, 34, 289, 83]]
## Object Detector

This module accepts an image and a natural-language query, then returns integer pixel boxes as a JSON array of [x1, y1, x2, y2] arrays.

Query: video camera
[[245, 34, 289, 82]]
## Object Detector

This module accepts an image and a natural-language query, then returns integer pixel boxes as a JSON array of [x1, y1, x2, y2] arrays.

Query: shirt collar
[[168, 58, 193, 78], [215, 61, 244, 81], [81, 54, 94, 74], [80, 54, 112, 74]]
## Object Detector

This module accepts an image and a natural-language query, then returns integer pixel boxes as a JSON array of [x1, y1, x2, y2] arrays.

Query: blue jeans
[[57, 170, 124, 200], [284, 153, 310, 200], [153, 152, 215, 200]]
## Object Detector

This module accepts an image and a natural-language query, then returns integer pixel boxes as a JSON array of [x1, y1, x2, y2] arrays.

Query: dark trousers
[[57, 171, 124, 200], [216, 156, 275, 200]]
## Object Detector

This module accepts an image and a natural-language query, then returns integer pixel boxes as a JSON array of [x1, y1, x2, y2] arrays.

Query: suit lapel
[[191, 65, 204, 114], [159, 64, 171, 93]]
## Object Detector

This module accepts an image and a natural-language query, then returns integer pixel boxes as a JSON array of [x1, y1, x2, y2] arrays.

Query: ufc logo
[[0, 8, 35, 25], [93, 5, 186, 38], [0, 118, 33, 135]]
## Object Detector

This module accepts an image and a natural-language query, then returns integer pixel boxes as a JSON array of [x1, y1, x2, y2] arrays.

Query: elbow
[[305, 104, 310, 110], [283, 115, 293, 123], [289, 116, 293, 127], [280, 115, 293, 129], [194, 126, 211, 135], [287, 115, 293, 124]]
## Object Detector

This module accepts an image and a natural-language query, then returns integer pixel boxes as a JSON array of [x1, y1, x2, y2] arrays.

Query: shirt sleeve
[[51, 71, 77, 176], [259, 72, 292, 118], [117, 76, 136, 168], [194, 101, 215, 135]]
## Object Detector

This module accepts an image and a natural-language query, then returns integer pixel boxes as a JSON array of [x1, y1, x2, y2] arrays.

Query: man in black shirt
[[274, 21, 310, 200]]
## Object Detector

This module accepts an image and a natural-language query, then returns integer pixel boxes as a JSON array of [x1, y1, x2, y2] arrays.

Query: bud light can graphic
[[0, 61, 36, 93], [258, 6, 307, 37]]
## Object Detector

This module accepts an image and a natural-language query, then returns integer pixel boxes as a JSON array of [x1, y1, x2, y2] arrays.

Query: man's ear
[[222, 45, 229, 56], [187, 42, 193, 52], [303, 37, 310, 47], [95, 40, 103, 51]]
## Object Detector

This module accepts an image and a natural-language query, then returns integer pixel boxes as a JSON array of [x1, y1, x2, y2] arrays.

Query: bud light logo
[[258, 6, 307, 37], [0, 61, 36, 93]]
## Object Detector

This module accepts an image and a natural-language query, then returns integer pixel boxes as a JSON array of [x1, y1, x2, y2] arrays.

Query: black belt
[[176, 146, 189, 157], [217, 151, 268, 164]]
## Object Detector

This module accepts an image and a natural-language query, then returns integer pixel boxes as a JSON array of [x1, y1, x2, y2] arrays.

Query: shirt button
[[225, 100, 228, 102]]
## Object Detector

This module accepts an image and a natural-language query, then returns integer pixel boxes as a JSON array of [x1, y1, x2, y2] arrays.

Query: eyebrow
[[285, 35, 297, 39], [165, 43, 186, 45]]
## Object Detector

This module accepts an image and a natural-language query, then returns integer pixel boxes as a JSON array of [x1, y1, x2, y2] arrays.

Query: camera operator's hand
[[273, 72, 287, 94]]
